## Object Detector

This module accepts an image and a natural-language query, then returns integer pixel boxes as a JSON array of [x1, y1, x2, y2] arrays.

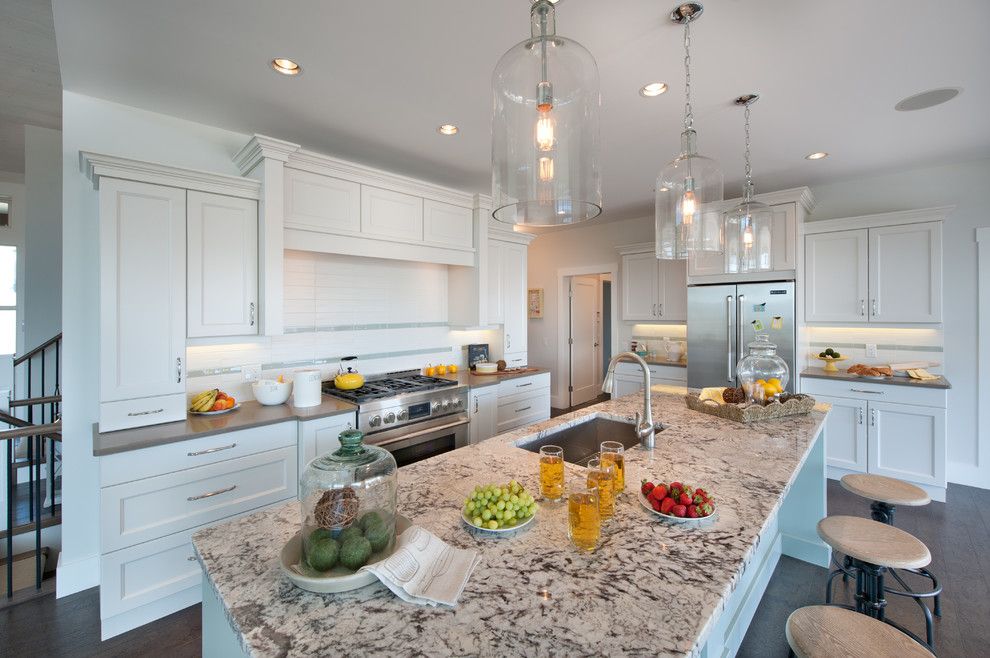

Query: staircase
[[2, 333, 61, 600]]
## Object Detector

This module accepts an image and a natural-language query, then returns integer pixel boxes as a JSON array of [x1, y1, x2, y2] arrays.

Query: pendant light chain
[[682, 21, 693, 131], [744, 102, 753, 200]]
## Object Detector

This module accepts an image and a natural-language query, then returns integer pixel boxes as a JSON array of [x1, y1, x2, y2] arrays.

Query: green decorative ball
[[306, 538, 339, 572], [364, 522, 391, 553], [359, 511, 384, 532], [338, 526, 363, 544], [339, 536, 373, 570]]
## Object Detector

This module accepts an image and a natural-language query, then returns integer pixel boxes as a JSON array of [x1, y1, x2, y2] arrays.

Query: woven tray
[[685, 393, 816, 424]]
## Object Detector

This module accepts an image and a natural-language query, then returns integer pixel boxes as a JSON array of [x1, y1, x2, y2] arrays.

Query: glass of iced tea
[[586, 456, 616, 521], [567, 480, 601, 552], [539, 445, 565, 501], [600, 441, 626, 493]]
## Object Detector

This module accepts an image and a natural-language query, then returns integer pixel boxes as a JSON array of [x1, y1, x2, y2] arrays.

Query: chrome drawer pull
[[517, 382, 533, 387], [127, 408, 163, 417], [187, 443, 237, 457], [249, 302, 256, 326], [177, 357, 182, 383], [514, 406, 532, 413], [187, 485, 236, 501], [850, 389, 884, 395]]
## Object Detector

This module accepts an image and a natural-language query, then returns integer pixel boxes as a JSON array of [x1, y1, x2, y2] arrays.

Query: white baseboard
[[101, 585, 200, 640], [948, 463, 990, 491], [56, 552, 100, 598]]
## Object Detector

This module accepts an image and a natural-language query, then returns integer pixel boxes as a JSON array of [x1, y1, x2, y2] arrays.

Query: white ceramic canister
[[292, 369, 323, 408]]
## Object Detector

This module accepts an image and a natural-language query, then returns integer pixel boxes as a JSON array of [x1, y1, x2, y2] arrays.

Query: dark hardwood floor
[[4, 481, 987, 657]]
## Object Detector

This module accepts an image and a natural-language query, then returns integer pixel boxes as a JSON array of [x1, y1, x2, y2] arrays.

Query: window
[[0, 245, 16, 355]]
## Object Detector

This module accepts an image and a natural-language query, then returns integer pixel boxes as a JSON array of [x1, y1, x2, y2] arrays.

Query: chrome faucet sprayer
[[602, 351, 658, 449]]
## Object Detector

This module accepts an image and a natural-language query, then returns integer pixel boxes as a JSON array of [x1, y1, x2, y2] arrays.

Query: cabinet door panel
[[100, 179, 186, 402], [687, 209, 726, 277], [470, 388, 498, 445], [610, 374, 643, 399], [488, 240, 505, 323], [659, 260, 687, 321], [361, 186, 424, 241], [770, 203, 797, 272], [187, 191, 258, 337], [805, 230, 869, 323], [502, 242, 527, 354], [816, 395, 867, 472], [869, 222, 942, 322], [621, 252, 659, 321], [298, 414, 356, 492], [868, 402, 945, 486], [284, 169, 360, 233], [423, 200, 473, 248]]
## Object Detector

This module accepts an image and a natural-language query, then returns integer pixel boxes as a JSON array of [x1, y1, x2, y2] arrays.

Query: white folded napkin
[[361, 526, 480, 606]]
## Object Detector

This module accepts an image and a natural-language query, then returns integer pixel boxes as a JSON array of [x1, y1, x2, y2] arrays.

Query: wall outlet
[[865, 344, 878, 358], [242, 364, 262, 381]]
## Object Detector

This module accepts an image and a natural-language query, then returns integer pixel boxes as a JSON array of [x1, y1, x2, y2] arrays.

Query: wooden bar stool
[[817, 516, 936, 651], [840, 474, 942, 617], [786, 605, 935, 657]]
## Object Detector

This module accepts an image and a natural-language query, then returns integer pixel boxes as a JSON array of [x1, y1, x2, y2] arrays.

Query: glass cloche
[[736, 335, 789, 404], [299, 429, 397, 576]]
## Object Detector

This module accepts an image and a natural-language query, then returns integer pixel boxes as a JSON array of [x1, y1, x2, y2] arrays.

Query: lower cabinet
[[814, 395, 868, 473], [494, 373, 551, 434], [868, 401, 946, 487], [470, 386, 498, 445], [610, 363, 687, 399], [298, 412, 357, 488]]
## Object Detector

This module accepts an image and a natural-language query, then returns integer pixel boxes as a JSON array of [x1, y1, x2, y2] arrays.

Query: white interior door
[[569, 275, 600, 406]]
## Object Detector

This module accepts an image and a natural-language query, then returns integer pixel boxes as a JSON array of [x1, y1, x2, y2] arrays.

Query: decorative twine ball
[[314, 487, 359, 530]]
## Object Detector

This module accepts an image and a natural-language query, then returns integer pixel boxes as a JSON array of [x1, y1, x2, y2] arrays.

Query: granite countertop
[[801, 367, 951, 390], [442, 366, 551, 389], [93, 397, 358, 456], [193, 388, 828, 657]]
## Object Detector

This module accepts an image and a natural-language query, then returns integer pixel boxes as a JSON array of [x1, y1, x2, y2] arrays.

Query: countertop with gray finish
[[92, 398, 358, 456], [801, 367, 951, 390], [441, 366, 552, 389]]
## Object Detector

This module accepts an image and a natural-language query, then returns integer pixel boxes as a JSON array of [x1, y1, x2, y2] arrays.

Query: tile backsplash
[[803, 326, 944, 372], [186, 250, 495, 401]]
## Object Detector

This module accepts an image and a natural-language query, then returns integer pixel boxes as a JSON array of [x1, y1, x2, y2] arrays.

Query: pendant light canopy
[[656, 3, 723, 260], [724, 94, 773, 273], [492, 0, 602, 226]]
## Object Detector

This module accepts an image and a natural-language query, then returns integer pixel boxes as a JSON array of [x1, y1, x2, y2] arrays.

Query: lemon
[[768, 378, 782, 390]]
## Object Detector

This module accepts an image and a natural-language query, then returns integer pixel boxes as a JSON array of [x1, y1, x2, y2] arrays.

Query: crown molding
[[489, 224, 537, 245], [233, 134, 301, 175], [803, 205, 956, 235], [81, 151, 261, 199], [615, 242, 655, 256]]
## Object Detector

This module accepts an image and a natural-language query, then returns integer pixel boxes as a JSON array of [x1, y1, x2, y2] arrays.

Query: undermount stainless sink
[[516, 417, 655, 466]]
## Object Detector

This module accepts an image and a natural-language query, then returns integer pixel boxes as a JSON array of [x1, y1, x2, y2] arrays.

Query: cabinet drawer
[[101, 446, 297, 552], [100, 526, 203, 619], [101, 420, 296, 486], [648, 364, 686, 382], [100, 394, 187, 433], [497, 393, 551, 433], [502, 353, 527, 368], [497, 372, 550, 397], [799, 377, 946, 408]]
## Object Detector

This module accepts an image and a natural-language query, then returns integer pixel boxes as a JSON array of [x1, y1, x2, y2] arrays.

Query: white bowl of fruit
[[462, 480, 538, 533], [639, 480, 717, 524]]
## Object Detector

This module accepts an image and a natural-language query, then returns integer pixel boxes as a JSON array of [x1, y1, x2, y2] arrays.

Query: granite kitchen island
[[194, 388, 830, 657]]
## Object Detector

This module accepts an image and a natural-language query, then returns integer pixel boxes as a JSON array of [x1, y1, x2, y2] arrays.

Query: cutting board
[[472, 367, 542, 376]]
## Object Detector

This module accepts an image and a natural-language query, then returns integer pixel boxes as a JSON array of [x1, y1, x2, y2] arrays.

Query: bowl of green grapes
[[462, 480, 538, 533]]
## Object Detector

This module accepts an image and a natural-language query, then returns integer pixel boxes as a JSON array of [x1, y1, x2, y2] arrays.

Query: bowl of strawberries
[[639, 480, 716, 524]]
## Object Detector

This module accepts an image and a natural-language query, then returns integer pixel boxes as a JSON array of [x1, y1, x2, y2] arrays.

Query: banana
[[189, 389, 214, 407], [190, 389, 219, 412]]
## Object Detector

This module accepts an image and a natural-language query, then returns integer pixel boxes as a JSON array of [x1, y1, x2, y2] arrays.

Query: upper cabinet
[[283, 169, 360, 234], [360, 186, 424, 241], [500, 240, 528, 357], [187, 191, 259, 338], [424, 199, 473, 249], [805, 213, 945, 324], [619, 248, 687, 322]]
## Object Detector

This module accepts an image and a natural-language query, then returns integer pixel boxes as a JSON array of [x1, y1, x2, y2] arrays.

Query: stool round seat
[[817, 516, 930, 569], [840, 474, 930, 506], [786, 605, 934, 658]]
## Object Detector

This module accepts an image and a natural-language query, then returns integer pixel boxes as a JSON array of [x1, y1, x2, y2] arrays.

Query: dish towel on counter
[[361, 526, 480, 606]]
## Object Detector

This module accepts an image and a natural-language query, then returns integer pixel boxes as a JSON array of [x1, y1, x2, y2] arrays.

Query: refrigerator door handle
[[726, 295, 735, 383], [736, 294, 746, 380]]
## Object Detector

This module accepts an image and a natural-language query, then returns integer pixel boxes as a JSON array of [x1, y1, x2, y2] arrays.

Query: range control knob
[[397, 409, 408, 421], [369, 415, 382, 427], [383, 411, 396, 424], [441, 399, 451, 411], [431, 401, 441, 414], [452, 398, 463, 408]]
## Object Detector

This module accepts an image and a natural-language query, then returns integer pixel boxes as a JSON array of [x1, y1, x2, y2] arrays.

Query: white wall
[[24, 125, 63, 351], [59, 92, 250, 596], [0, 180, 26, 357]]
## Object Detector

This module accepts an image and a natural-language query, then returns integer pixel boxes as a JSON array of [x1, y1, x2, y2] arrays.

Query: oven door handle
[[373, 417, 471, 449]]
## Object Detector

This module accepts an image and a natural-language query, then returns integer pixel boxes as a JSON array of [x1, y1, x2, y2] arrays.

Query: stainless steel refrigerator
[[687, 281, 796, 391]]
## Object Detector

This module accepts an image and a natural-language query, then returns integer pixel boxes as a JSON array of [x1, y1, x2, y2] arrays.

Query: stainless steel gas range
[[322, 371, 470, 467]]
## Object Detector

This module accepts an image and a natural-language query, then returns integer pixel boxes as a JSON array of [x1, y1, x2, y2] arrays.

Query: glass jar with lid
[[299, 429, 397, 576], [736, 335, 789, 404]]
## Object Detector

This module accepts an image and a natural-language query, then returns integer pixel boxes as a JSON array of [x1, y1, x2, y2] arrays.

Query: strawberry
[[669, 486, 682, 500], [693, 494, 706, 505], [669, 481, 683, 491], [699, 502, 714, 517], [671, 504, 687, 518], [650, 484, 668, 501], [659, 497, 676, 515], [695, 488, 707, 499], [641, 481, 655, 496], [651, 498, 661, 512], [678, 492, 692, 506], [683, 485, 695, 498], [687, 504, 699, 518]]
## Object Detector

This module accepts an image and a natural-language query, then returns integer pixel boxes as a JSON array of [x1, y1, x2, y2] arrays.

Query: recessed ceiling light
[[895, 87, 961, 112], [271, 58, 302, 76], [437, 124, 459, 136], [805, 152, 829, 160], [639, 82, 668, 97]]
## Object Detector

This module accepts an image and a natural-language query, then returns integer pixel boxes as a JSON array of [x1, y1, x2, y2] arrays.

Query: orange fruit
[[448, 364, 459, 374], [424, 364, 436, 376], [436, 364, 448, 376]]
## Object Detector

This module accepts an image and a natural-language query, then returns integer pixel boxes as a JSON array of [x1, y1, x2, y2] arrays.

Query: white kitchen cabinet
[[99, 178, 187, 431], [869, 222, 942, 323], [360, 185, 424, 241], [610, 373, 643, 399], [470, 386, 498, 445], [816, 395, 868, 473], [496, 373, 551, 433], [283, 168, 361, 234], [620, 251, 687, 322], [298, 413, 357, 489], [868, 401, 945, 487], [805, 229, 869, 323], [501, 241, 528, 356], [487, 239, 505, 324], [423, 199, 473, 249], [771, 203, 798, 272], [187, 191, 259, 338]]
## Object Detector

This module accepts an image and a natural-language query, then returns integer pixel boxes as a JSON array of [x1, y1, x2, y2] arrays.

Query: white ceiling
[[0, 0, 61, 173], [50, 0, 990, 221]]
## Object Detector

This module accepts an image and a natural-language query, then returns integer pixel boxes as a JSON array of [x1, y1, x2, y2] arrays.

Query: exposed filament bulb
[[536, 109, 556, 152], [681, 189, 696, 226]]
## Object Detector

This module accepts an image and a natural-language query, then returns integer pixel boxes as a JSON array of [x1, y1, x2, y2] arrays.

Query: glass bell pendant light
[[656, 2, 723, 260], [724, 94, 773, 273], [492, 0, 602, 226]]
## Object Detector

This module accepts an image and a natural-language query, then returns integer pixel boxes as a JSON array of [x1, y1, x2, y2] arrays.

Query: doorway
[[568, 273, 612, 408]]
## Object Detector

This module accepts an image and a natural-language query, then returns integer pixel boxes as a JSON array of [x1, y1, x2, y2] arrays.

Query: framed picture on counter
[[528, 288, 544, 319]]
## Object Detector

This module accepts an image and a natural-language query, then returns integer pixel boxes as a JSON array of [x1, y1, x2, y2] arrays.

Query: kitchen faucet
[[601, 351, 659, 449]]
